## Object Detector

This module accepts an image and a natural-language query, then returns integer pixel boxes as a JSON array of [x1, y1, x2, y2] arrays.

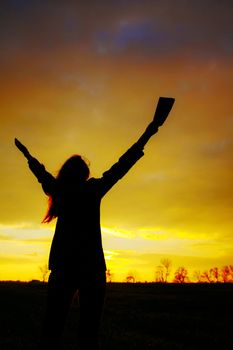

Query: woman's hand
[[14, 138, 32, 160]]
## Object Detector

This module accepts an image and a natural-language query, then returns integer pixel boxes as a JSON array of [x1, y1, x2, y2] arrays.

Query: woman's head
[[42, 155, 90, 223], [57, 155, 90, 184]]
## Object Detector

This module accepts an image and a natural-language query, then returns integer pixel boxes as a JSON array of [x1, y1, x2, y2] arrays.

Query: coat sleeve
[[97, 143, 144, 196], [28, 157, 56, 196]]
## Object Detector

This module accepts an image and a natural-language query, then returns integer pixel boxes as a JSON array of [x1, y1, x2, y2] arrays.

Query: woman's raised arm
[[97, 97, 175, 196], [15, 138, 33, 160], [14, 138, 56, 196]]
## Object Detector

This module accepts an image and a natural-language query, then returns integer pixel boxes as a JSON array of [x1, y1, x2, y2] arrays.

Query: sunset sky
[[0, 0, 233, 282]]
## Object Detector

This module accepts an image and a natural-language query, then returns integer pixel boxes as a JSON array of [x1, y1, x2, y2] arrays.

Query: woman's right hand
[[14, 138, 32, 160]]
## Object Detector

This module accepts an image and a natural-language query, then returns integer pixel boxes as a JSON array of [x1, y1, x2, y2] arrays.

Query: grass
[[0, 281, 232, 349]]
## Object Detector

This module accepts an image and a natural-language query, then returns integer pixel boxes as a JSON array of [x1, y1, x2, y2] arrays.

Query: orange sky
[[0, 1, 233, 281]]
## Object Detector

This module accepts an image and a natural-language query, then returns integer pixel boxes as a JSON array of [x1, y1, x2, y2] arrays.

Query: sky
[[0, 0, 233, 282]]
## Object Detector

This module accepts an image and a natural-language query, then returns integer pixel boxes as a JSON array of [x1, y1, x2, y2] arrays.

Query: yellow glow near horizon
[[0, 223, 232, 282], [1, 2, 233, 282]]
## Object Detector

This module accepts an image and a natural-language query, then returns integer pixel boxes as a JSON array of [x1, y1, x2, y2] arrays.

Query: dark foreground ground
[[0, 281, 232, 350]]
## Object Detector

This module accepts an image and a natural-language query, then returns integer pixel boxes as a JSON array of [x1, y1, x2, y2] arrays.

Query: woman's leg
[[78, 272, 106, 350], [38, 270, 77, 350]]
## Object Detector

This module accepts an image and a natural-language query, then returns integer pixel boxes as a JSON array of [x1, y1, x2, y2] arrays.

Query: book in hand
[[153, 97, 175, 127]]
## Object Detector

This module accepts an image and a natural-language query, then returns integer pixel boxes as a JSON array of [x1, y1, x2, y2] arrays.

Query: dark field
[[0, 281, 232, 350]]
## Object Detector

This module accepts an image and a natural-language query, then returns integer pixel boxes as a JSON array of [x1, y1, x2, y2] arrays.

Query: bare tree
[[200, 270, 212, 283], [221, 265, 233, 282], [210, 267, 221, 283], [155, 265, 165, 282], [39, 263, 49, 283], [106, 269, 114, 283], [155, 258, 172, 283], [161, 258, 172, 283], [126, 272, 136, 283], [173, 266, 189, 283]]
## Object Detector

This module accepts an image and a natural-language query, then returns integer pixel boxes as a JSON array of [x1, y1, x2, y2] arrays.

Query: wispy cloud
[[0, 233, 13, 241]]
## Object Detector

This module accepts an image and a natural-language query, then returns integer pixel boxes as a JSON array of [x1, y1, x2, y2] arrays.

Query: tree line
[[106, 259, 233, 283], [38, 260, 233, 283], [154, 259, 233, 283]]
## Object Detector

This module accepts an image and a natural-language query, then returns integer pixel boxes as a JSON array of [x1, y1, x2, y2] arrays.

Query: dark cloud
[[0, 0, 232, 60]]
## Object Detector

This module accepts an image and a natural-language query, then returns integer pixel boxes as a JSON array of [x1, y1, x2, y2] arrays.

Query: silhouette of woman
[[15, 98, 174, 350]]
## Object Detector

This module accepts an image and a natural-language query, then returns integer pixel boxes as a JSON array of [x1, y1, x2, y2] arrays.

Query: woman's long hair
[[42, 155, 90, 223]]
